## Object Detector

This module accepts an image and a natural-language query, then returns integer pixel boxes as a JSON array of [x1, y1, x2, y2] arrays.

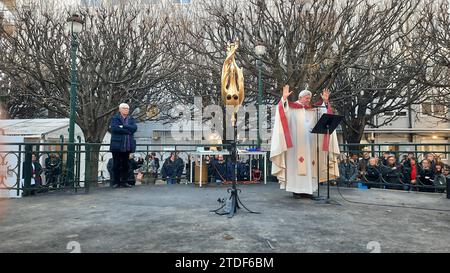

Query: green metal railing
[[339, 143, 450, 161], [0, 142, 261, 196], [0, 141, 448, 197]]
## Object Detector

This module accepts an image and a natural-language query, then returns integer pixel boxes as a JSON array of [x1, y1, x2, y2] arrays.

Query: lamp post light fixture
[[65, 14, 83, 184], [254, 41, 266, 150]]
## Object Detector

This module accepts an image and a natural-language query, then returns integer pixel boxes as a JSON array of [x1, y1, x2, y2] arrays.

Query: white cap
[[298, 89, 312, 98]]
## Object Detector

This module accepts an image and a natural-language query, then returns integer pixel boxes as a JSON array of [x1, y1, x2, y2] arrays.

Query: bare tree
[[332, 43, 430, 143], [406, 0, 450, 121], [0, 2, 180, 183], [172, 0, 423, 143]]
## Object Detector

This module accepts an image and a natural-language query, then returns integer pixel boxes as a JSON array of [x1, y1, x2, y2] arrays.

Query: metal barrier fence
[[0, 142, 263, 197], [1, 141, 448, 197]]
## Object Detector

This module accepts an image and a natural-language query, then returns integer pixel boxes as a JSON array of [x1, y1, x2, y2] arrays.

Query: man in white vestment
[[270, 85, 340, 199]]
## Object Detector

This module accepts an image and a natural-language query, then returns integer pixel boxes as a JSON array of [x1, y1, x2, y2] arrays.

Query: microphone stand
[[312, 105, 326, 201], [311, 105, 341, 206]]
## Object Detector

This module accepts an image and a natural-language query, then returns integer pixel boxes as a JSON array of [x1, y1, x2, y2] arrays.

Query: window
[[421, 89, 449, 117], [421, 102, 433, 115], [382, 111, 407, 117], [421, 101, 447, 117], [434, 104, 446, 116]]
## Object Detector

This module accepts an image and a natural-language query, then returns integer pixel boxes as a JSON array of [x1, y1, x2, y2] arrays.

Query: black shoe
[[121, 183, 132, 188], [293, 193, 312, 199], [293, 193, 302, 199], [112, 184, 120, 189]]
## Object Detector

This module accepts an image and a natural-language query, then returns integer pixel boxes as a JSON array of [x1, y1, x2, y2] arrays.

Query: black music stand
[[311, 113, 343, 205]]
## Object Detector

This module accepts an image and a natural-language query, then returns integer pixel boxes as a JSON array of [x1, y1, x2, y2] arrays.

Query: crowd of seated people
[[205, 155, 253, 185], [338, 151, 449, 193]]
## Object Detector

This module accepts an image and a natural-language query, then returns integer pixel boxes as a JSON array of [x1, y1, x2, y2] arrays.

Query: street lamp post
[[254, 42, 266, 150], [254, 42, 266, 176], [66, 14, 83, 184]]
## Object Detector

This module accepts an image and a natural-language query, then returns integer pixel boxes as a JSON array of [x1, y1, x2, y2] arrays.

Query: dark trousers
[[112, 152, 130, 186]]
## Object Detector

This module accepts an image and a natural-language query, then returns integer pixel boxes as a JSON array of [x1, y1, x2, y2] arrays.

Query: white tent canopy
[[0, 118, 84, 141]]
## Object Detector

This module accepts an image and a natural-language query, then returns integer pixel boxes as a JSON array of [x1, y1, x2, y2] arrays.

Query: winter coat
[[109, 113, 137, 153]]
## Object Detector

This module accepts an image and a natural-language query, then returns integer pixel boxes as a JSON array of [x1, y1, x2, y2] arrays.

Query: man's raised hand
[[321, 88, 330, 102], [282, 85, 293, 101]]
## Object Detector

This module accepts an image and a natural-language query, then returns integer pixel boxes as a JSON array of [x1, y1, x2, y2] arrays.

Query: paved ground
[[0, 183, 449, 253]]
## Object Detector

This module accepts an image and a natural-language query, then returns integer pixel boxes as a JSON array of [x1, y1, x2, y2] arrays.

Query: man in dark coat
[[444, 168, 450, 188], [161, 153, 177, 184], [45, 153, 61, 188], [151, 152, 160, 177], [364, 158, 383, 189], [418, 159, 435, 192], [174, 154, 184, 184], [109, 103, 137, 188], [22, 153, 43, 196], [382, 156, 406, 190], [214, 155, 228, 185], [338, 154, 358, 186]]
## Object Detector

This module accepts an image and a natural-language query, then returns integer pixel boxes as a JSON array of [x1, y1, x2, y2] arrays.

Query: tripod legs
[[210, 186, 260, 218]]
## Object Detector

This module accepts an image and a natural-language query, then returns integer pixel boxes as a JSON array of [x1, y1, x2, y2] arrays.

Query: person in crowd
[[400, 157, 418, 191], [382, 155, 405, 190], [151, 152, 160, 176], [45, 153, 61, 188], [444, 168, 450, 187], [401, 153, 415, 169], [435, 155, 445, 169], [136, 157, 144, 169], [400, 155, 408, 166], [381, 152, 390, 166], [22, 153, 43, 196], [364, 157, 383, 189], [128, 154, 139, 186], [109, 103, 137, 188], [358, 151, 371, 176], [425, 153, 437, 170], [237, 156, 249, 181], [408, 157, 418, 187], [161, 153, 178, 184], [407, 152, 415, 161], [174, 153, 185, 184], [350, 153, 359, 165], [338, 153, 358, 186], [145, 154, 158, 178], [185, 155, 192, 181], [107, 157, 114, 187], [227, 155, 249, 182], [434, 164, 446, 193], [207, 155, 218, 183], [373, 155, 380, 166], [212, 154, 228, 185], [418, 159, 435, 192]]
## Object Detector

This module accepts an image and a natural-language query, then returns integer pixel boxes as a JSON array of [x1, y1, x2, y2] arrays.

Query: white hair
[[119, 103, 129, 110], [298, 89, 312, 98]]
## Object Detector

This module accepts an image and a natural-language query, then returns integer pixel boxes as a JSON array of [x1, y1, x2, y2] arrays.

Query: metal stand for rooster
[[210, 40, 259, 218]]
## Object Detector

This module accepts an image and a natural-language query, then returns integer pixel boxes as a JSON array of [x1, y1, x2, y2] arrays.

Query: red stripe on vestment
[[278, 100, 293, 149], [322, 101, 333, 152]]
